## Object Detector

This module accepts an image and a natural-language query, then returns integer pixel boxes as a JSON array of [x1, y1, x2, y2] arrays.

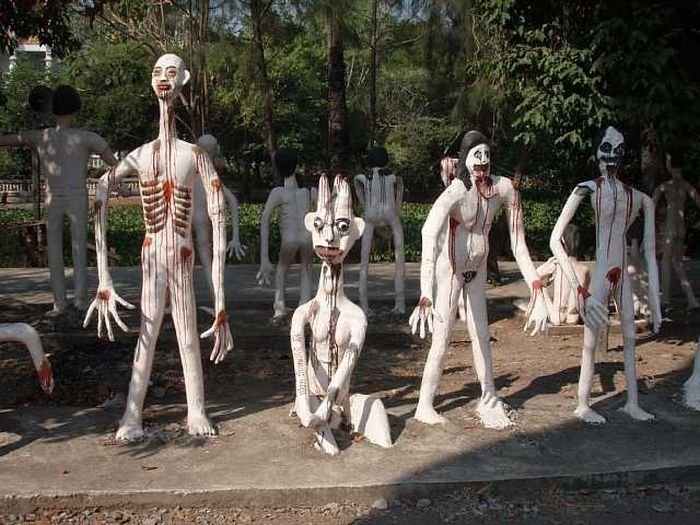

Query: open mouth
[[156, 83, 171, 94], [473, 164, 489, 176], [314, 246, 343, 263]]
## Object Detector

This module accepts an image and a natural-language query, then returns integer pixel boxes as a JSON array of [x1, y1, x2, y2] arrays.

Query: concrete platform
[[0, 262, 699, 512]]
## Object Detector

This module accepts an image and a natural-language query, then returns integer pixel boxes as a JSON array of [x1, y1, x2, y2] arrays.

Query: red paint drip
[[449, 217, 459, 275], [37, 357, 53, 394], [98, 290, 110, 301]]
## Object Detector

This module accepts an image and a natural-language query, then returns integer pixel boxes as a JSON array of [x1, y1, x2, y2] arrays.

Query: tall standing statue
[[0, 323, 54, 395], [257, 148, 317, 321], [550, 125, 661, 424], [290, 174, 391, 455], [0, 85, 118, 313], [684, 335, 700, 411], [353, 146, 405, 314], [195, 134, 246, 300], [410, 131, 550, 429], [653, 148, 700, 312], [83, 54, 233, 441]]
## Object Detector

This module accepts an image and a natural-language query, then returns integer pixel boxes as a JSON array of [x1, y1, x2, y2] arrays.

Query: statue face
[[305, 175, 364, 265], [596, 126, 625, 177], [151, 54, 191, 101], [465, 143, 490, 178]]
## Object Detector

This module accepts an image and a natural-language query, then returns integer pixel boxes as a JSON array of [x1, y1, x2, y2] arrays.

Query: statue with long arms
[[83, 54, 233, 441], [410, 131, 550, 429], [550, 125, 661, 424], [0, 323, 54, 395], [353, 146, 405, 314], [290, 174, 392, 455]]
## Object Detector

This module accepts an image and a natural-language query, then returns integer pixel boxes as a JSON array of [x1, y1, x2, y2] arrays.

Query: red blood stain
[[143, 236, 152, 248], [419, 297, 433, 308], [215, 310, 228, 326], [532, 280, 543, 291], [37, 357, 53, 394], [98, 290, 110, 301], [180, 245, 192, 264], [211, 180, 221, 192], [163, 179, 173, 201], [577, 285, 590, 299], [606, 266, 621, 285]]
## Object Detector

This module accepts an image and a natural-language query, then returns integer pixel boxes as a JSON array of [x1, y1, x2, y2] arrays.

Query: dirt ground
[[1, 297, 699, 523]]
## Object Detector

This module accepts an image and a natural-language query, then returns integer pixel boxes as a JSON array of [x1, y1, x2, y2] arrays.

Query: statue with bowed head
[[353, 146, 405, 314], [410, 130, 550, 429], [257, 148, 317, 321], [290, 174, 392, 455], [83, 54, 233, 441], [550, 125, 661, 424], [0, 85, 118, 314]]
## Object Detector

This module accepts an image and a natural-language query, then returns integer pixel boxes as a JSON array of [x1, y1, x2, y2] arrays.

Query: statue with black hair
[[257, 148, 318, 321], [353, 146, 405, 314], [409, 130, 550, 428], [0, 85, 118, 313], [550, 125, 661, 424], [653, 147, 700, 312]]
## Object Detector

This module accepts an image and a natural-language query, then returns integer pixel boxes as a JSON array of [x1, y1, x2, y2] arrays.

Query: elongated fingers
[[83, 301, 98, 327], [200, 325, 216, 339], [115, 294, 136, 309], [109, 305, 129, 333], [419, 314, 426, 339], [105, 313, 114, 342], [427, 312, 434, 334], [97, 306, 104, 338]]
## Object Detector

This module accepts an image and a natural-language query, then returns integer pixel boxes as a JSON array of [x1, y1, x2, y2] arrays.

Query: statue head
[[305, 174, 364, 265], [197, 134, 220, 159], [52, 85, 81, 116], [151, 54, 190, 101], [596, 125, 625, 178], [273, 147, 298, 178], [367, 146, 389, 169], [457, 130, 490, 181]]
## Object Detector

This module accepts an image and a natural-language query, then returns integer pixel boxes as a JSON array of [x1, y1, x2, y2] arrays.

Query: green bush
[[0, 195, 601, 267]]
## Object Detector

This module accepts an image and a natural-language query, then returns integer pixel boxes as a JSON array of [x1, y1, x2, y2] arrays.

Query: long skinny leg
[[273, 244, 296, 319], [415, 260, 462, 424], [670, 241, 699, 309], [117, 275, 167, 441], [661, 235, 673, 306], [390, 218, 406, 313], [67, 195, 88, 309], [193, 220, 215, 300], [464, 269, 513, 428], [575, 276, 608, 424], [45, 199, 67, 311], [618, 279, 654, 420], [170, 262, 215, 435], [358, 222, 375, 313], [299, 243, 314, 305]]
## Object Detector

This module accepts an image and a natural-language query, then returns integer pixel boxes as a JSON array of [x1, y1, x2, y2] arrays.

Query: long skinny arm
[[642, 195, 662, 330], [550, 187, 587, 291], [290, 302, 312, 419], [259, 189, 282, 265]]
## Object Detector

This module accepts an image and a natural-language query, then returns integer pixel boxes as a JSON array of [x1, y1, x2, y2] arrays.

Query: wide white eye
[[336, 218, 350, 234], [313, 217, 324, 231]]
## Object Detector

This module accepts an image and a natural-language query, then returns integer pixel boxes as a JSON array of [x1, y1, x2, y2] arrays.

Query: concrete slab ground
[[0, 262, 699, 512]]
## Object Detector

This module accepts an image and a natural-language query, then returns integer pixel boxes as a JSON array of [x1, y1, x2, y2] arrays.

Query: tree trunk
[[251, 0, 278, 160], [327, 6, 350, 171], [369, 0, 379, 145]]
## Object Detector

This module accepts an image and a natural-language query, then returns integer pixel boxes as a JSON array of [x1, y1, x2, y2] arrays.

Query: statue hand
[[409, 297, 442, 339], [226, 239, 247, 261], [83, 284, 135, 341], [256, 260, 274, 286], [201, 310, 234, 364], [523, 282, 551, 336], [581, 293, 610, 332], [310, 397, 333, 429]]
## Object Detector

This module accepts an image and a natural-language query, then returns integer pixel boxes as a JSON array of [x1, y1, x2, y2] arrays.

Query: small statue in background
[[353, 146, 405, 314], [290, 174, 392, 455], [0, 323, 53, 395], [195, 134, 246, 301], [550, 125, 661, 424], [653, 148, 700, 312], [0, 85, 118, 313], [537, 224, 590, 325], [257, 148, 317, 321]]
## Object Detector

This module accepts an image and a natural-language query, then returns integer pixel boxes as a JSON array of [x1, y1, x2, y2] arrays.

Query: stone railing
[[0, 177, 141, 203]]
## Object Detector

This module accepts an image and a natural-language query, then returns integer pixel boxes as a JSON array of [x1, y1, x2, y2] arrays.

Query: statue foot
[[476, 397, 514, 429], [187, 414, 218, 437], [574, 406, 606, 424], [414, 405, 448, 425], [116, 422, 146, 443], [314, 425, 339, 456], [620, 403, 655, 421], [683, 385, 700, 411]]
